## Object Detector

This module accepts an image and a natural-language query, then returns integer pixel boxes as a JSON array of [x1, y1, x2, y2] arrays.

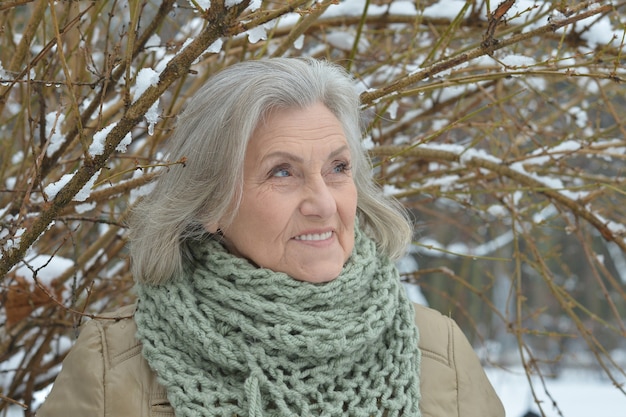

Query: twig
[[360, 3, 613, 105]]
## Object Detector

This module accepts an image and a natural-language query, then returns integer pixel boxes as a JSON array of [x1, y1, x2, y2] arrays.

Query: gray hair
[[129, 58, 413, 285]]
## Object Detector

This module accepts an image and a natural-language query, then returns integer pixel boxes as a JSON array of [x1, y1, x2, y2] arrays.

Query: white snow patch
[[206, 38, 223, 54], [75, 201, 97, 214], [422, 0, 470, 19], [361, 135, 375, 150], [11, 151, 24, 164], [388, 1, 417, 16], [293, 34, 304, 50], [190, 0, 210, 11], [74, 169, 101, 202], [44, 173, 73, 200], [488, 367, 626, 417], [383, 184, 402, 196], [499, 54, 536, 68], [133, 67, 159, 102], [116, 131, 133, 152], [88, 123, 115, 156], [44, 112, 65, 157], [247, 25, 267, 44], [13, 251, 75, 286], [132, 68, 161, 135]]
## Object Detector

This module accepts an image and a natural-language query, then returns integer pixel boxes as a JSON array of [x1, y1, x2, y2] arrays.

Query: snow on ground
[[403, 284, 626, 417], [487, 367, 626, 417]]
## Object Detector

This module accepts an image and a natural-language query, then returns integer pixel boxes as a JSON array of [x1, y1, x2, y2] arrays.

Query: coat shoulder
[[36, 304, 170, 417], [412, 303, 505, 417], [412, 303, 456, 367], [93, 304, 143, 366]]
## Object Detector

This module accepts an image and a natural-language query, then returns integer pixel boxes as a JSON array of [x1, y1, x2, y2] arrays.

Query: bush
[[1, 0, 625, 415]]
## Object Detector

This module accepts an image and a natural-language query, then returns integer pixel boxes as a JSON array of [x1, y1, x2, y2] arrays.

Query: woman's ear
[[204, 222, 220, 234]]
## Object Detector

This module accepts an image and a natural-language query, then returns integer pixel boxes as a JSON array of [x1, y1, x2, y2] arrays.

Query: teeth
[[295, 231, 332, 241]]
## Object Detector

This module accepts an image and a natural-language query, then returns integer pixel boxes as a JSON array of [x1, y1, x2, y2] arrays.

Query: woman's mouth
[[294, 231, 333, 241]]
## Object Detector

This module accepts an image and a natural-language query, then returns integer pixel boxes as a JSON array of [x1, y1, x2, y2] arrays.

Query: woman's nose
[[299, 176, 337, 218]]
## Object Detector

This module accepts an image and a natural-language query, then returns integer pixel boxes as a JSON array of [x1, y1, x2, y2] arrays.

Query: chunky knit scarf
[[134, 227, 421, 417]]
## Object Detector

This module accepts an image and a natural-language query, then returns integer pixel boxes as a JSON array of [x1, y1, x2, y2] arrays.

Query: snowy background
[[0, 0, 626, 417], [405, 283, 626, 417], [490, 367, 626, 417]]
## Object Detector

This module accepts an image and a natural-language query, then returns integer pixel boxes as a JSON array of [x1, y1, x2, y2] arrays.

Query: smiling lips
[[294, 231, 333, 241]]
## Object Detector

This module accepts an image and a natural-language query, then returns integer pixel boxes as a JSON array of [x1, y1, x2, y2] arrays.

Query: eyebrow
[[262, 145, 350, 165]]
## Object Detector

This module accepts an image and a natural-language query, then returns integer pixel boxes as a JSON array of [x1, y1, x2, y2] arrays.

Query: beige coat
[[36, 303, 504, 417]]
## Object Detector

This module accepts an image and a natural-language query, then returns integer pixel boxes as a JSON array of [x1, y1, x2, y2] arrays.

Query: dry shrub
[[1, 1, 625, 415]]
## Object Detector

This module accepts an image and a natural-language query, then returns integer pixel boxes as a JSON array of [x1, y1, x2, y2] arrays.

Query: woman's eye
[[270, 165, 291, 178], [332, 161, 351, 174]]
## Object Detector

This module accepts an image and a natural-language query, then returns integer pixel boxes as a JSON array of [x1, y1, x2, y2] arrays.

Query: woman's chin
[[290, 266, 343, 284]]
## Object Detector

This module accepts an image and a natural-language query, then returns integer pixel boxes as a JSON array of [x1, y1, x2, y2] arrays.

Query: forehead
[[246, 103, 349, 157]]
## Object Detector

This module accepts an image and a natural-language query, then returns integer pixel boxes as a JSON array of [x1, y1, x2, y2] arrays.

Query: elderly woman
[[37, 58, 504, 417]]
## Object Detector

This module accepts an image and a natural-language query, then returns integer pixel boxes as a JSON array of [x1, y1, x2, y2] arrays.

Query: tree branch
[[0, 1, 251, 280]]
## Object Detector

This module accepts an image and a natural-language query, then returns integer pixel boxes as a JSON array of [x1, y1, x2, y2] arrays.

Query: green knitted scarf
[[134, 227, 421, 417]]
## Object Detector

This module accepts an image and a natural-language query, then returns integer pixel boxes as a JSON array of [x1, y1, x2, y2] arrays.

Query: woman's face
[[218, 102, 358, 283]]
